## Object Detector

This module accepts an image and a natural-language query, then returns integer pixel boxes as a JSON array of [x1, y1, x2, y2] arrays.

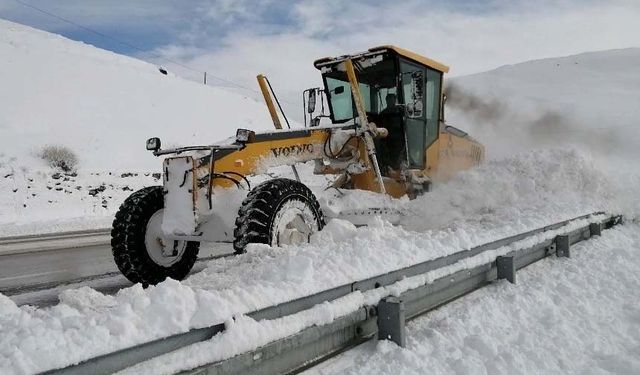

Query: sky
[[1, 0, 639, 114]]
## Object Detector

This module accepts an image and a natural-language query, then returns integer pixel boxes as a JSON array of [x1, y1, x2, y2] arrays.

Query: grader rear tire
[[233, 178, 325, 253], [111, 186, 199, 286]]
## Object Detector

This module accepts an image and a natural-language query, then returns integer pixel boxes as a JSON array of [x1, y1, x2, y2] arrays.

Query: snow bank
[[444, 48, 640, 221], [402, 148, 615, 232], [0, 161, 161, 232], [117, 215, 610, 374], [0, 149, 614, 373], [308, 223, 640, 375]]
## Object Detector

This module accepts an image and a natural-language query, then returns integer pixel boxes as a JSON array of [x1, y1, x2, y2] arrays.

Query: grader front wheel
[[111, 186, 200, 286], [233, 178, 325, 253]]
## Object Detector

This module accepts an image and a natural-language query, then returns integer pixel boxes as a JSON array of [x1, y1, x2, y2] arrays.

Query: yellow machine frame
[[205, 46, 482, 198], [157, 46, 484, 202]]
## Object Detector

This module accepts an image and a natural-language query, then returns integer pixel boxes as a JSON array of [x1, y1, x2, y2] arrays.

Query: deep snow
[[0, 213, 611, 374], [307, 223, 640, 375], [0, 149, 618, 373]]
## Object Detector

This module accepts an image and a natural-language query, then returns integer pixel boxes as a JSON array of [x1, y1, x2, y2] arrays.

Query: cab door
[[400, 59, 442, 169]]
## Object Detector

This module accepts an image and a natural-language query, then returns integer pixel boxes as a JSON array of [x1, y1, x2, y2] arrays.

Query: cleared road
[[1, 229, 114, 292], [0, 230, 232, 306]]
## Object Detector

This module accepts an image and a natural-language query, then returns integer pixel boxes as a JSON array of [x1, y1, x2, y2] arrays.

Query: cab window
[[323, 55, 396, 122]]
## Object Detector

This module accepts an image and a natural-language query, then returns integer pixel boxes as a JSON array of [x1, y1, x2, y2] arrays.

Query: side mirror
[[307, 89, 316, 113], [146, 137, 161, 152], [311, 116, 321, 127]]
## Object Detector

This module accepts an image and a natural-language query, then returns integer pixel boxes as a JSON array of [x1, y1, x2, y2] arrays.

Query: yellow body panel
[[370, 45, 450, 73], [425, 129, 484, 181], [199, 124, 483, 196], [314, 45, 449, 74], [206, 130, 330, 188]]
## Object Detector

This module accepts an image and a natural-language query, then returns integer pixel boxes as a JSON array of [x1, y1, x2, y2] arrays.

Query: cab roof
[[313, 45, 450, 73]]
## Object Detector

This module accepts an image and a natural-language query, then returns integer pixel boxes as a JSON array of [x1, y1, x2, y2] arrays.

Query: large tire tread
[[111, 186, 199, 286], [233, 178, 324, 253]]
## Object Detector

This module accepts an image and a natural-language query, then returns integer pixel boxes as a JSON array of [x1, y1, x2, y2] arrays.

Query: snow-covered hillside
[[0, 19, 275, 231], [446, 48, 640, 161], [0, 19, 273, 171], [442, 48, 640, 220]]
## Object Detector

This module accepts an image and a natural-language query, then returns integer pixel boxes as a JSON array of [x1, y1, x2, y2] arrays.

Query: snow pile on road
[[0, 148, 614, 373], [403, 148, 614, 232], [309, 223, 640, 375], [0, 213, 608, 374], [118, 215, 613, 375]]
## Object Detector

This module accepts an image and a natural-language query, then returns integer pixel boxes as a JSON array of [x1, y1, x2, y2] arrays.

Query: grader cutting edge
[[111, 45, 485, 285]]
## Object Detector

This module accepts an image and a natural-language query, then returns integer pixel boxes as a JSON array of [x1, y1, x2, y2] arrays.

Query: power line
[[12, 0, 263, 95]]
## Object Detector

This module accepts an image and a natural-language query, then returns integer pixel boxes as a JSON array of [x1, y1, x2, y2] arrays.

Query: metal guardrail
[[46, 213, 621, 375], [0, 228, 111, 244], [0, 229, 111, 256]]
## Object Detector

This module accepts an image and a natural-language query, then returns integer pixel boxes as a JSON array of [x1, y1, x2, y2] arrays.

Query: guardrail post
[[555, 235, 570, 258], [377, 297, 406, 347], [496, 255, 516, 283], [589, 223, 602, 237]]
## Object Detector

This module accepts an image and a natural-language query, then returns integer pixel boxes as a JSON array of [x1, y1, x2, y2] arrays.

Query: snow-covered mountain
[[0, 19, 276, 230], [0, 19, 273, 171], [446, 48, 640, 161]]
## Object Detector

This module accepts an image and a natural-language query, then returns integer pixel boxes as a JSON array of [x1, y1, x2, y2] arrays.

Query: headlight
[[146, 137, 161, 151], [236, 129, 254, 143]]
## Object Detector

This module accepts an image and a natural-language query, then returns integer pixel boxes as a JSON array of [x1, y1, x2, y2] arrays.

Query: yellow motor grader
[[111, 46, 484, 285]]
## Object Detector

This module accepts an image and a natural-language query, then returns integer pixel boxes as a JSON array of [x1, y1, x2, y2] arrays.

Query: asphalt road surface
[[0, 230, 232, 306]]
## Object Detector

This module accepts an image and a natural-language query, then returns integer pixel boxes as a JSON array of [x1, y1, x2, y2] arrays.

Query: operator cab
[[312, 46, 448, 175]]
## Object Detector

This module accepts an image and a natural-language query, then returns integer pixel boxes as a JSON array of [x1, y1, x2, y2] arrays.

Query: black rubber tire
[[111, 186, 200, 286], [233, 178, 325, 253]]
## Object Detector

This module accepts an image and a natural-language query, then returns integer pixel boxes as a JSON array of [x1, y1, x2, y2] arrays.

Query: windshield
[[322, 54, 397, 122]]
